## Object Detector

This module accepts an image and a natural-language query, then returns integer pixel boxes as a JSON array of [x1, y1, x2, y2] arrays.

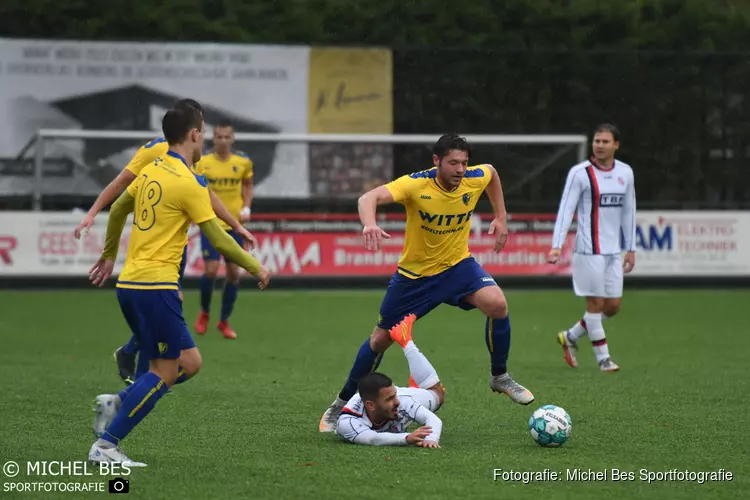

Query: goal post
[[29, 129, 589, 210]]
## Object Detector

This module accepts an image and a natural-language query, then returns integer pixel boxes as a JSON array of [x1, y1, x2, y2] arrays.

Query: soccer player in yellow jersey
[[319, 134, 535, 432], [194, 122, 254, 340], [73, 100, 257, 384], [86, 105, 270, 467]]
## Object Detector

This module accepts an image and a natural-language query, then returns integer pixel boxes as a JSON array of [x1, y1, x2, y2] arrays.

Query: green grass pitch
[[0, 289, 747, 499]]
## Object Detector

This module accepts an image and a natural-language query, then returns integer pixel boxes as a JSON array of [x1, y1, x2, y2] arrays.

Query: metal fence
[[393, 49, 750, 209]]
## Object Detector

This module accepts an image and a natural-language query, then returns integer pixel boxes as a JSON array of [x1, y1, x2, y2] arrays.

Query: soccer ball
[[528, 405, 572, 447]]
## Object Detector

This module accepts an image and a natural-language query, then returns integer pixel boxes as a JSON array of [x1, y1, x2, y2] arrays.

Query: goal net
[[16, 130, 588, 209]]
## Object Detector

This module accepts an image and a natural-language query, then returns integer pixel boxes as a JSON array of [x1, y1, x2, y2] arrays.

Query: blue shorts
[[201, 229, 243, 262], [377, 257, 497, 330], [116, 288, 195, 360]]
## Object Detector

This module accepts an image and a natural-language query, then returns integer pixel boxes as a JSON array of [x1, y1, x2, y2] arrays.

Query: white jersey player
[[336, 314, 445, 448], [547, 124, 636, 372]]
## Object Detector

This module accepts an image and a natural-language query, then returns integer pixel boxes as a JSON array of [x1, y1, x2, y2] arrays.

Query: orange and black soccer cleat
[[389, 313, 416, 348]]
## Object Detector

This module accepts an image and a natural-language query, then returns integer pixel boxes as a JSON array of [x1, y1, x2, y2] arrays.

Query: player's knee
[[586, 297, 605, 313], [226, 265, 241, 285], [179, 348, 203, 377], [429, 383, 446, 408], [485, 295, 508, 319], [151, 365, 179, 386], [603, 300, 621, 317], [369, 328, 393, 352], [203, 261, 220, 280]]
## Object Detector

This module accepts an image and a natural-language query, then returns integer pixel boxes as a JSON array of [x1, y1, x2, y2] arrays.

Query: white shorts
[[572, 253, 623, 298], [397, 387, 441, 412]]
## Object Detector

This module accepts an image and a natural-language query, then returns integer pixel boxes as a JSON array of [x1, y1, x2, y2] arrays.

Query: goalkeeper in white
[[336, 314, 445, 448]]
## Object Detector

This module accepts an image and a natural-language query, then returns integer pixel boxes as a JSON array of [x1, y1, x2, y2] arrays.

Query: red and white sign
[[1, 211, 748, 277], [0, 212, 135, 275], [181, 230, 575, 277]]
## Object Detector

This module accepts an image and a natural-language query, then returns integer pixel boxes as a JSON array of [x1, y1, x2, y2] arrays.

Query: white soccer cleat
[[88, 443, 147, 467], [92, 394, 119, 439], [318, 398, 346, 433], [490, 373, 535, 405], [599, 358, 620, 372]]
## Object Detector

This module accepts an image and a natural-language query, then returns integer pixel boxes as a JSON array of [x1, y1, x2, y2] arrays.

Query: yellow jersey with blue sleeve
[[200, 151, 253, 230], [117, 151, 216, 291], [124, 137, 205, 177], [384, 165, 492, 278]]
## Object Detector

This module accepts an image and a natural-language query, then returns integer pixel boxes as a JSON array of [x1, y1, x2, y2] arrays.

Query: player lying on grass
[[86, 105, 270, 467], [336, 314, 444, 448]]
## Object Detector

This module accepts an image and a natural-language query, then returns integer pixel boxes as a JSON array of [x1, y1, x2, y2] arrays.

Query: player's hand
[[623, 251, 636, 274], [547, 248, 562, 264], [406, 426, 432, 445], [255, 268, 271, 290], [240, 207, 251, 222], [89, 258, 115, 287], [178, 289, 184, 302], [362, 225, 391, 251], [487, 217, 509, 252], [74, 215, 95, 239], [236, 226, 258, 251], [416, 440, 440, 449]]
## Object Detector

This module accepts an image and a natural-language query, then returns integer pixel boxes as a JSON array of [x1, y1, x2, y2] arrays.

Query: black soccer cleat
[[113, 347, 136, 386]]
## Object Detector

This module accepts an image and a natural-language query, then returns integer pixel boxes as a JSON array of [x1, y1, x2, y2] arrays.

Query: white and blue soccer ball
[[528, 405, 572, 447]]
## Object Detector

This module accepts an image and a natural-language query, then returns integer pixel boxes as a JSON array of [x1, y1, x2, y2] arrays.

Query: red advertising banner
[[182, 213, 576, 277], [3, 211, 747, 278]]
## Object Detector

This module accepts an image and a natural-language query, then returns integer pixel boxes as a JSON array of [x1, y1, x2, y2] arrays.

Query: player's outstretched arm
[[208, 190, 258, 250], [199, 218, 270, 289], [337, 418, 433, 446], [549, 169, 584, 263], [358, 185, 394, 250], [405, 398, 443, 447], [354, 428, 435, 446], [621, 171, 637, 273], [89, 191, 135, 287], [74, 169, 137, 239], [352, 429, 411, 446], [484, 165, 509, 252]]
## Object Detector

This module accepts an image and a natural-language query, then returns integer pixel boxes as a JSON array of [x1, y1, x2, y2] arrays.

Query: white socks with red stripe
[[567, 312, 611, 342], [582, 312, 610, 362], [403, 341, 440, 389]]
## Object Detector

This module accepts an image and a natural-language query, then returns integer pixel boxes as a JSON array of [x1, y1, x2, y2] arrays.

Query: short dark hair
[[162, 106, 203, 146], [358, 372, 393, 403], [433, 133, 470, 159], [174, 98, 204, 115], [214, 121, 234, 130], [593, 123, 621, 142]]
